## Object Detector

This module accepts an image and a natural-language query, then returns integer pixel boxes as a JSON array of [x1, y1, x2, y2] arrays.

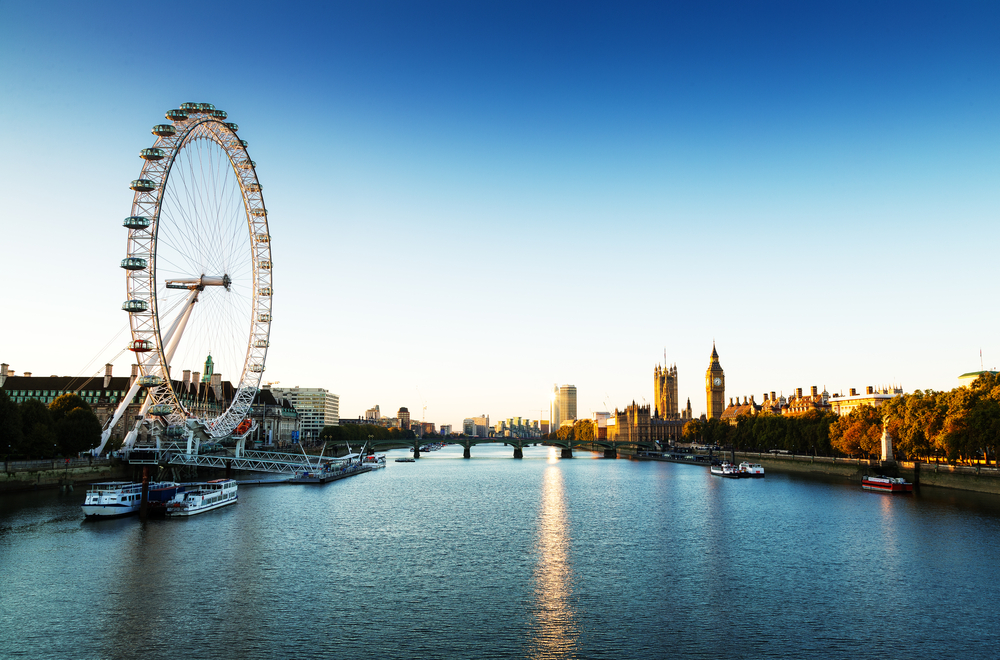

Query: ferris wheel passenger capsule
[[212, 109, 227, 119], [254, 233, 270, 243], [249, 364, 264, 373], [257, 313, 271, 323], [225, 122, 239, 132], [122, 299, 148, 313], [254, 339, 270, 348], [258, 260, 271, 269], [138, 375, 163, 387], [140, 148, 165, 160], [239, 139, 248, 147], [152, 124, 176, 137], [237, 159, 255, 170], [198, 103, 216, 112], [246, 183, 262, 193], [130, 179, 156, 192], [165, 109, 189, 121], [128, 339, 154, 352], [258, 287, 272, 296], [123, 216, 151, 229], [148, 404, 173, 416], [120, 257, 147, 270], [179, 102, 200, 113], [250, 208, 267, 217]]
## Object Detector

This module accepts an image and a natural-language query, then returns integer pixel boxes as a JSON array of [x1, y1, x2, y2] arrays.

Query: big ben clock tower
[[705, 342, 725, 419]]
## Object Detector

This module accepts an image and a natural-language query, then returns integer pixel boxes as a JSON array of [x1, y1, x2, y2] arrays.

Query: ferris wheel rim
[[122, 105, 272, 437]]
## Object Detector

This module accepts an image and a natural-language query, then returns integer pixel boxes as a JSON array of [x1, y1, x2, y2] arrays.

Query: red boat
[[862, 475, 913, 493]]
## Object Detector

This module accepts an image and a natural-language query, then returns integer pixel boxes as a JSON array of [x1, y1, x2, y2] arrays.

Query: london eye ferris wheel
[[113, 102, 272, 446]]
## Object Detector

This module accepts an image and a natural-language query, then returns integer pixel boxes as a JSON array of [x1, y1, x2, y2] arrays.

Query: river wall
[[732, 452, 1000, 495], [1, 458, 131, 493]]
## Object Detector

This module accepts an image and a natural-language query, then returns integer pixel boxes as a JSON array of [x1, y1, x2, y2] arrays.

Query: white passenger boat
[[739, 462, 765, 478], [363, 454, 387, 469], [710, 462, 741, 478], [165, 479, 238, 516], [82, 481, 176, 518]]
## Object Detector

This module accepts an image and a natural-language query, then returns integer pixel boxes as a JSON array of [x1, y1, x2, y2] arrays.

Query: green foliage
[[319, 424, 415, 451], [682, 419, 702, 442], [56, 407, 101, 455], [49, 393, 89, 421], [829, 405, 882, 458], [725, 410, 837, 455], [0, 390, 23, 455], [20, 398, 53, 434], [555, 425, 574, 443], [15, 399, 54, 458], [573, 419, 595, 444], [23, 422, 58, 459]]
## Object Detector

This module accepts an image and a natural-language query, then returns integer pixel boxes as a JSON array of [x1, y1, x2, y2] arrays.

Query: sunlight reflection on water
[[529, 464, 577, 659]]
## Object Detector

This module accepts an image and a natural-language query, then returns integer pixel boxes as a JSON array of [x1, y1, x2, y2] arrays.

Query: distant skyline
[[1, 1, 998, 429]]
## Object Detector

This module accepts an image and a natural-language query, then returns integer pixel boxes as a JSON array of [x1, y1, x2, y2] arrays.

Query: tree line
[[674, 374, 1000, 464], [0, 391, 102, 459], [853, 373, 1000, 463], [682, 411, 837, 455], [319, 423, 416, 449]]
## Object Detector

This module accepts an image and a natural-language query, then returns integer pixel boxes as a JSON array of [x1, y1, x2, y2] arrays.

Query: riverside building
[[274, 387, 339, 442]]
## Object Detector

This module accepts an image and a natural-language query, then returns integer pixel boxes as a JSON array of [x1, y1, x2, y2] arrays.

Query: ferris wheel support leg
[[161, 288, 201, 368], [92, 379, 146, 456], [122, 393, 155, 451]]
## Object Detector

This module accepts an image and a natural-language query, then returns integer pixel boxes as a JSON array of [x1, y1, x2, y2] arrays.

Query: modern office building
[[274, 387, 339, 441], [552, 385, 577, 426], [398, 407, 410, 429]]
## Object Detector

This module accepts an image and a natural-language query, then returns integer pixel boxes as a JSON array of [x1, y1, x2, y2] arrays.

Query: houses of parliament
[[606, 345, 722, 446]]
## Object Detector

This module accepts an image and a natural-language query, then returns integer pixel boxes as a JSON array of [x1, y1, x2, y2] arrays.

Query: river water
[[2, 444, 999, 659]]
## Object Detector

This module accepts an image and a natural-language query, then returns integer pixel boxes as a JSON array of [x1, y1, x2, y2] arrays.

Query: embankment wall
[[733, 452, 1000, 495], [1, 459, 131, 493]]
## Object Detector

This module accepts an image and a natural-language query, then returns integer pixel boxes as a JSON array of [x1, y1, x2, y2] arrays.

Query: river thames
[[2, 444, 999, 659]]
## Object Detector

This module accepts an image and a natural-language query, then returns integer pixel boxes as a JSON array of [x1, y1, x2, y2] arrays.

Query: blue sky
[[1, 1, 998, 428]]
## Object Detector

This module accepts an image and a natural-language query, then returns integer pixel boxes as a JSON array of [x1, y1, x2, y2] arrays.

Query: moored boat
[[710, 462, 741, 478], [82, 481, 177, 518], [363, 454, 386, 469], [395, 457, 416, 463], [165, 479, 238, 516], [739, 462, 765, 478], [862, 475, 913, 493]]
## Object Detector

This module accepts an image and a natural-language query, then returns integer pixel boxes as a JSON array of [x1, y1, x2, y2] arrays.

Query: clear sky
[[1, 1, 998, 429]]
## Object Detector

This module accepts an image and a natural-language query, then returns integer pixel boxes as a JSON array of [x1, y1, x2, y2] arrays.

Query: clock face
[[713, 377, 722, 387]]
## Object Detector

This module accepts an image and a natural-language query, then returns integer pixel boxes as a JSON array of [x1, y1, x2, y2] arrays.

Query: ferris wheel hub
[[164, 274, 232, 290]]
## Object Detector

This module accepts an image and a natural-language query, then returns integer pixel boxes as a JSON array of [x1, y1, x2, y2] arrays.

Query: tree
[[23, 422, 58, 459], [56, 407, 102, 455], [17, 399, 54, 458], [682, 419, 703, 443], [830, 404, 882, 458], [555, 424, 574, 443], [0, 390, 22, 456], [49, 393, 89, 422], [573, 419, 595, 445], [703, 418, 729, 446]]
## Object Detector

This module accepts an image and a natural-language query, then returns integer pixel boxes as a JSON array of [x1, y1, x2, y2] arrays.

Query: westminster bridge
[[369, 436, 661, 459]]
